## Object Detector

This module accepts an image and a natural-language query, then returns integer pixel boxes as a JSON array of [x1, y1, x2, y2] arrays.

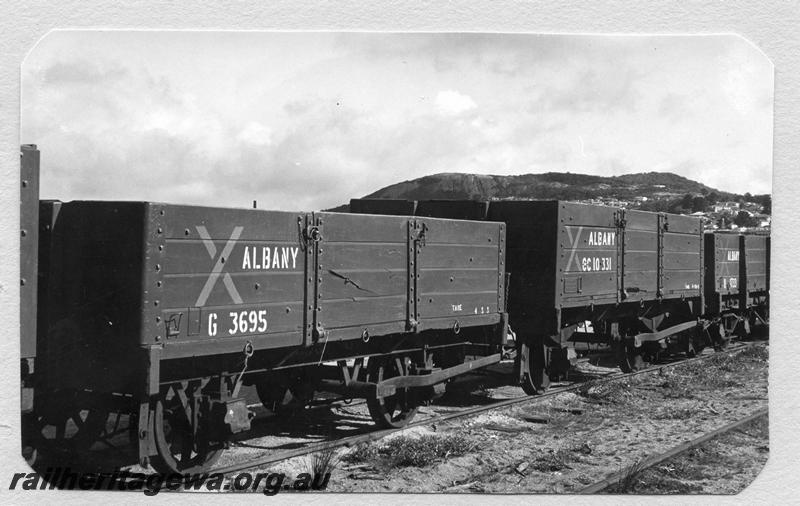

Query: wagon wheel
[[150, 383, 222, 474], [615, 339, 645, 373], [256, 381, 290, 414], [747, 310, 759, 331], [742, 316, 752, 336], [517, 337, 550, 395], [365, 356, 418, 429], [687, 326, 708, 357], [686, 339, 697, 358], [710, 322, 730, 351], [25, 390, 110, 459], [256, 370, 317, 416]]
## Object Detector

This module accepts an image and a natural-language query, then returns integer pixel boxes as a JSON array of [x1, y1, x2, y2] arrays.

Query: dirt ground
[[602, 414, 769, 494], [258, 343, 769, 495]]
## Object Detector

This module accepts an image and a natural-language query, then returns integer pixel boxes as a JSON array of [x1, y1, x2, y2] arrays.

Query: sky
[[21, 32, 773, 211]]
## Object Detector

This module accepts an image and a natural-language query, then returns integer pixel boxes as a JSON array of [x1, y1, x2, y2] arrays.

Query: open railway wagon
[[19, 145, 508, 473], [351, 198, 713, 392], [704, 231, 770, 337], [741, 233, 770, 325]]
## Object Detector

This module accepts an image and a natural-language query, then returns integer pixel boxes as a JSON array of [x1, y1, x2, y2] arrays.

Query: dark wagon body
[[741, 234, 769, 298], [36, 203, 505, 381], [704, 232, 742, 315], [351, 198, 706, 385], [739, 234, 770, 330], [21, 146, 508, 473], [709, 232, 770, 323], [486, 201, 704, 339], [740, 234, 770, 327], [703, 232, 770, 334]]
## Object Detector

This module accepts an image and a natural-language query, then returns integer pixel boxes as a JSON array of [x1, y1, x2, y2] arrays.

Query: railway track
[[578, 406, 769, 494], [211, 340, 765, 476]]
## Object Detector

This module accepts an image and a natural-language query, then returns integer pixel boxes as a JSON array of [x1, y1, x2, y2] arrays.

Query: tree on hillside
[[639, 199, 671, 212], [691, 196, 707, 213], [734, 210, 758, 228], [752, 194, 771, 213]]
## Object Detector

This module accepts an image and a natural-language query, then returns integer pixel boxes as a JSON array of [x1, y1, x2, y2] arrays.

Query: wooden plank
[[420, 243, 500, 269], [418, 268, 499, 294], [159, 301, 305, 341], [416, 200, 489, 220], [163, 240, 304, 274], [161, 272, 304, 307], [162, 206, 302, 241], [416, 215, 498, 244], [319, 296, 407, 329], [624, 209, 659, 231], [320, 269, 406, 299], [321, 243, 407, 270], [349, 199, 416, 216], [418, 291, 499, 319], [317, 212, 409, 243]]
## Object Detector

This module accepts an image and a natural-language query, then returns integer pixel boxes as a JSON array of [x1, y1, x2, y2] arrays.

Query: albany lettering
[[587, 231, 615, 246], [242, 246, 300, 270]]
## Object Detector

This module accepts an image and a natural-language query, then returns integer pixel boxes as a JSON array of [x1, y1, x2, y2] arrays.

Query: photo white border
[[1, 2, 796, 504]]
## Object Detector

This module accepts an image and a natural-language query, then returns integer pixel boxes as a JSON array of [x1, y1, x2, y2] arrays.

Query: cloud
[[435, 90, 477, 116], [236, 121, 273, 146], [543, 68, 641, 113], [283, 99, 313, 117], [22, 32, 772, 209], [658, 93, 689, 120]]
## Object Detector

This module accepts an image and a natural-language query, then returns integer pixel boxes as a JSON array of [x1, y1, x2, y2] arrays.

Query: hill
[[327, 172, 771, 228], [358, 171, 729, 202]]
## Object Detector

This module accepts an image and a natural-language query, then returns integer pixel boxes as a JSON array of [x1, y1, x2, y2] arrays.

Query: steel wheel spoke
[[150, 382, 223, 474]]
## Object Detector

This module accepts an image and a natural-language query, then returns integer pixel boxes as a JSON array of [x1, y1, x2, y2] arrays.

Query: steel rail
[[212, 340, 764, 475], [578, 406, 769, 494]]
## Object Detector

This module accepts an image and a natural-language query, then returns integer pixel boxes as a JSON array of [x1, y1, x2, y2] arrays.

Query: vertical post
[[20, 145, 40, 364], [699, 226, 705, 317], [20, 145, 40, 416], [497, 223, 506, 313], [657, 213, 665, 298], [615, 209, 626, 302], [765, 236, 770, 308], [137, 345, 161, 467], [406, 220, 419, 332], [301, 214, 316, 346], [313, 214, 325, 341], [738, 235, 747, 312]]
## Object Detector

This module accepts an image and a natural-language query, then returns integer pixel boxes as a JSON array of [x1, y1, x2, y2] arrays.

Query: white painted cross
[[194, 225, 244, 307], [564, 225, 584, 272]]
